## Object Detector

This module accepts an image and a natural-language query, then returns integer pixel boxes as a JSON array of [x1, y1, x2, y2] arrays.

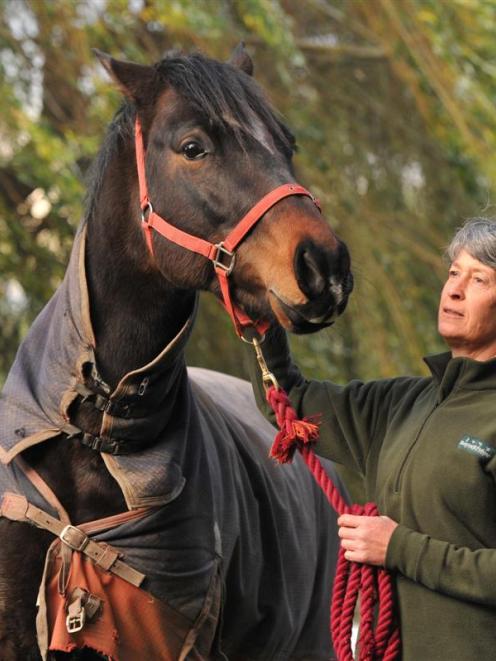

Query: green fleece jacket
[[247, 326, 496, 661]]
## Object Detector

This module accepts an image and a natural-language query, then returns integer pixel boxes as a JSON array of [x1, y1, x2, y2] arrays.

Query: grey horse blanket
[[0, 224, 342, 659]]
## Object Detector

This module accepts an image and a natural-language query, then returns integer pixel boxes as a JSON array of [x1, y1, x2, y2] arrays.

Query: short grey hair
[[446, 217, 496, 269]]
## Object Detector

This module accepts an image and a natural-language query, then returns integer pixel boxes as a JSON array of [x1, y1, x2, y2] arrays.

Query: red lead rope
[[265, 384, 401, 661]]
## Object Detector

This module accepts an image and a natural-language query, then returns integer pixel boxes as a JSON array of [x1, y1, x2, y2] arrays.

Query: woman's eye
[[182, 141, 207, 160]]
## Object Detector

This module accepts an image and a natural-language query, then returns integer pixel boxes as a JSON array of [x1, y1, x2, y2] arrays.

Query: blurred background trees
[[1, 0, 496, 387]]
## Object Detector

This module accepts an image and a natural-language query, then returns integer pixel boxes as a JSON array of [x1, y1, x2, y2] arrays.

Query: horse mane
[[84, 103, 135, 222], [85, 51, 295, 222]]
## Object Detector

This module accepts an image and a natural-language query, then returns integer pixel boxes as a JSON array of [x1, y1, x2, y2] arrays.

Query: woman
[[247, 218, 496, 660]]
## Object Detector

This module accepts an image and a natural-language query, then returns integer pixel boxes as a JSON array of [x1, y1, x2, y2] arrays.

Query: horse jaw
[[266, 290, 337, 334]]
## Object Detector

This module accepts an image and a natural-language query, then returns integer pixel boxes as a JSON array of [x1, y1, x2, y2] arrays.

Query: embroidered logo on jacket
[[458, 435, 496, 462]]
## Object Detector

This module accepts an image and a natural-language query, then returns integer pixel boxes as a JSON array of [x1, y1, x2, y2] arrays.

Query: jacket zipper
[[393, 400, 444, 494]]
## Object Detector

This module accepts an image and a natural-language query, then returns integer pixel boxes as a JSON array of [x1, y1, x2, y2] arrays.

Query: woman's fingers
[[337, 515, 399, 566], [337, 514, 362, 528]]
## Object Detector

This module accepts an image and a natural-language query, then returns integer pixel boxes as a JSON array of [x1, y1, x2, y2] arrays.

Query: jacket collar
[[424, 351, 496, 397]]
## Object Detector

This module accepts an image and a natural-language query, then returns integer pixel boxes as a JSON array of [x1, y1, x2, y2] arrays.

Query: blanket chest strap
[[0, 492, 145, 587]]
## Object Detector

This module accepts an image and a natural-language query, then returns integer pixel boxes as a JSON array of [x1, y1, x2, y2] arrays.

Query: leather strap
[[0, 493, 145, 587]]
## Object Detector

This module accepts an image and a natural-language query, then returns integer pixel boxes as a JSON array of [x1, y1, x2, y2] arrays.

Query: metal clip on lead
[[252, 337, 279, 391]]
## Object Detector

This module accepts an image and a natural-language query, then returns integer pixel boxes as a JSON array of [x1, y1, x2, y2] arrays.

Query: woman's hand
[[337, 514, 399, 566]]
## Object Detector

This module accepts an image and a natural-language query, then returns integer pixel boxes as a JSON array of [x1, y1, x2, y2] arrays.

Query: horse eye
[[182, 141, 207, 160]]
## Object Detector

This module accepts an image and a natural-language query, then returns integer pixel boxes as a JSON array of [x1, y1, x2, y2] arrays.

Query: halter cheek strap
[[134, 118, 321, 336]]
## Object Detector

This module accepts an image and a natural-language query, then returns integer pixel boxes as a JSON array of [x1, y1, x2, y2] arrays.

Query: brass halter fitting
[[252, 336, 279, 391], [240, 329, 278, 389]]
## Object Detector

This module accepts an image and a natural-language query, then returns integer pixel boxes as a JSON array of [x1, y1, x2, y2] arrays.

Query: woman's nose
[[448, 281, 465, 299]]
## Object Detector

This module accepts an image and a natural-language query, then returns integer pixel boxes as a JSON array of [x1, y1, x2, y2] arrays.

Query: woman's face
[[438, 249, 496, 360]]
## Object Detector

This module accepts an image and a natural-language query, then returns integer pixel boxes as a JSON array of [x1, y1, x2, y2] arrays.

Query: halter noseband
[[134, 117, 321, 336]]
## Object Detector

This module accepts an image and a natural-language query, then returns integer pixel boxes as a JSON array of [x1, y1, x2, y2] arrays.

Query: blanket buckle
[[60, 525, 89, 552], [66, 606, 86, 634], [66, 589, 86, 633], [65, 587, 102, 634]]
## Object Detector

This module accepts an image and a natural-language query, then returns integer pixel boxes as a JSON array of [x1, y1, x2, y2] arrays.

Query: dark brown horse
[[0, 46, 352, 660]]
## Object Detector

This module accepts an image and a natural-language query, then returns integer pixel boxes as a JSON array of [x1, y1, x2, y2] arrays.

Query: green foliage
[[1, 0, 495, 388]]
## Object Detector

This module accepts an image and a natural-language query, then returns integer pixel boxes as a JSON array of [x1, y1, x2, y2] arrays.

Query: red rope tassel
[[266, 385, 401, 661], [267, 386, 320, 462]]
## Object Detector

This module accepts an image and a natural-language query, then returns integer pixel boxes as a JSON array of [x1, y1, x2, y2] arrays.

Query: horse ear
[[229, 42, 254, 76], [93, 49, 156, 102]]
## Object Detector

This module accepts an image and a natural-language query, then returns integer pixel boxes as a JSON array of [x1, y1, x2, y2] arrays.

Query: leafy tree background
[[1, 0, 496, 389]]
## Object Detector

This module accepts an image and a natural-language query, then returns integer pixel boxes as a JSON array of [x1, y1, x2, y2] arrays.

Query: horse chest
[[24, 437, 127, 523]]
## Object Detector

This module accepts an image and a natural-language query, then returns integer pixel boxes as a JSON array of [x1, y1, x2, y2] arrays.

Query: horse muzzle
[[269, 240, 353, 334]]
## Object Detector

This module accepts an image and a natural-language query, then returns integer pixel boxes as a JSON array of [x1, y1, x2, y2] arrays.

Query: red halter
[[134, 118, 321, 336]]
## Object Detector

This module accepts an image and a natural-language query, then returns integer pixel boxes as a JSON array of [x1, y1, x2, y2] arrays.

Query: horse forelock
[[154, 52, 295, 154]]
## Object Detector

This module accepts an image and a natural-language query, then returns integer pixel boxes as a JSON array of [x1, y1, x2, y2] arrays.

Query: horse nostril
[[295, 242, 327, 299]]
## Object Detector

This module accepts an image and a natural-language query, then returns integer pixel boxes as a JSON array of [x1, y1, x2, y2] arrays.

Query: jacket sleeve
[[386, 525, 496, 606], [245, 324, 412, 475]]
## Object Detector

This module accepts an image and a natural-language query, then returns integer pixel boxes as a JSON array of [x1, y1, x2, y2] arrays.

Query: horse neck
[[85, 139, 195, 389]]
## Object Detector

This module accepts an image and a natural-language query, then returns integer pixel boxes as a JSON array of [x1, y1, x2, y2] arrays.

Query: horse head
[[95, 46, 353, 336]]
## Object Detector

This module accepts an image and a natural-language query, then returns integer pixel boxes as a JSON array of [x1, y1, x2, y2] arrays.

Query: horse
[[0, 45, 353, 660]]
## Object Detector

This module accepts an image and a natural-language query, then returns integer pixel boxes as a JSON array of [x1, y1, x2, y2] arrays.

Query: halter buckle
[[213, 242, 236, 275]]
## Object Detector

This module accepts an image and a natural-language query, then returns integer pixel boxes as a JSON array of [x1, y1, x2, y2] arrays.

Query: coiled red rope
[[266, 385, 401, 661]]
